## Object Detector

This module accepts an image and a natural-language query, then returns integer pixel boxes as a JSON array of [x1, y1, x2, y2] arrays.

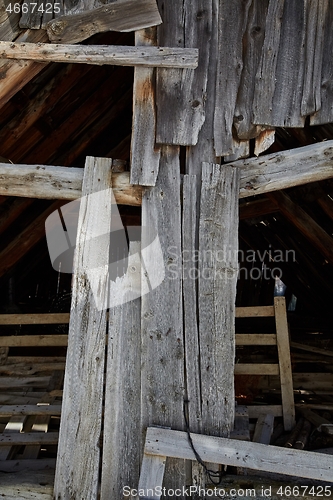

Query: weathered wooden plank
[[0, 336, 68, 347], [301, 0, 328, 117], [310, 4, 333, 124], [235, 305, 274, 317], [199, 163, 239, 436], [46, 0, 162, 44], [53, 157, 112, 500], [259, 373, 333, 392], [144, 426, 333, 481], [233, 0, 269, 141], [137, 454, 166, 500], [141, 146, 185, 490], [20, 0, 63, 30], [253, 414, 274, 444], [0, 42, 199, 68], [0, 459, 56, 472], [254, 129, 275, 156], [247, 406, 283, 419], [0, 405, 61, 417], [235, 334, 277, 345], [100, 243, 141, 500], [130, 28, 161, 186], [214, 0, 251, 156], [0, 313, 69, 325], [253, 0, 306, 127], [268, 190, 333, 265], [0, 432, 59, 445], [156, 0, 214, 146], [0, 468, 54, 500], [239, 197, 279, 220], [0, 164, 142, 206], [0, 377, 51, 389], [0, 415, 27, 460], [0, 362, 65, 375], [274, 296, 295, 431], [0, 0, 21, 41], [291, 341, 333, 358], [234, 364, 279, 376]]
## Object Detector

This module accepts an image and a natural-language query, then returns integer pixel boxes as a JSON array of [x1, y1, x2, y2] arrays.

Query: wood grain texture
[[144, 426, 333, 481], [198, 163, 239, 436], [100, 243, 142, 500], [253, 414, 274, 444], [214, 0, 251, 156], [0, 42, 199, 68], [155, 0, 210, 146], [141, 146, 186, 490], [130, 28, 161, 186], [53, 157, 112, 500], [20, 0, 63, 30], [0, 405, 61, 416], [47, 0, 162, 44]]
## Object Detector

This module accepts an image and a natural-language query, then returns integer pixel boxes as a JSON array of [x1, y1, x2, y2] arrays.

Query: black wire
[[183, 400, 224, 486]]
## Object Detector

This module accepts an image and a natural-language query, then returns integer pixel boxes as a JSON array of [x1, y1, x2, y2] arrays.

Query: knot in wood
[[50, 21, 66, 35]]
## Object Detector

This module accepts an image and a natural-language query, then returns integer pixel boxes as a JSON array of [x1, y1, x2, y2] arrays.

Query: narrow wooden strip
[[46, 0, 162, 44], [236, 334, 277, 345], [235, 306, 274, 317], [54, 157, 112, 500], [234, 364, 279, 376], [252, 414, 274, 444], [247, 406, 283, 419], [130, 28, 161, 186], [0, 42, 199, 68], [0, 459, 56, 472], [0, 432, 59, 445], [0, 313, 69, 325], [199, 164, 239, 437], [0, 377, 51, 389], [144, 427, 333, 481], [0, 336, 68, 347], [137, 454, 166, 500], [0, 405, 61, 417], [291, 341, 333, 357]]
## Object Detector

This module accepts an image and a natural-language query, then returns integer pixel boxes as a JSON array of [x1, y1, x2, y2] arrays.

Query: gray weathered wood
[[0, 432, 59, 445], [100, 243, 142, 499], [141, 146, 185, 490], [138, 454, 166, 500], [0, 313, 69, 324], [20, 0, 63, 30], [233, 0, 269, 141], [254, 129, 275, 156], [310, 4, 333, 125], [156, 0, 213, 146], [144, 426, 333, 482], [130, 28, 161, 186], [198, 163, 239, 436], [274, 297, 295, 431], [0, 468, 54, 500], [0, 335, 68, 347], [0, 42, 199, 68], [53, 157, 112, 500], [0, 459, 56, 472], [0, 405, 61, 416], [0, 164, 142, 205], [214, 0, 251, 156], [46, 0, 162, 44], [253, 414, 274, 444]]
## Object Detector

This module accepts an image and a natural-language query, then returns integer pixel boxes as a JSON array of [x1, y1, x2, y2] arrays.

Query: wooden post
[[53, 157, 112, 500]]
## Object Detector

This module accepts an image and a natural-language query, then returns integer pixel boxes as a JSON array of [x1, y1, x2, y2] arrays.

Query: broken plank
[[0, 164, 142, 206], [144, 426, 333, 482], [46, 0, 162, 44], [199, 163, 239, 436], [0, 42, 199, 68], [53, 157, 112, 500], [253, 414, 274, 444], [130, 28, 161, 186]]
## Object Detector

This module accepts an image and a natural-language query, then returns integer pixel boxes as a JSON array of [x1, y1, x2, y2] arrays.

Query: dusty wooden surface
[[46, 0, 162, 43], [53, 157, 112, 500]]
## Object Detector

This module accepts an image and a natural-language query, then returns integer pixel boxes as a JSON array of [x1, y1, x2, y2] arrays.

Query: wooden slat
[[236, 334, 277, 345], [274, 297, 295, 431], [141, 146, 186, 490], [235, 306, 274, 317], [137, 454, 166, 500], [291, 341, 333, 358], [0, 377, 51, 389], [0, 432, 58, 445], [253, 414, 274, 444], [54, 157, 112, 500], [144, 426, 333, 482], [0, 336, 68, 347], [234, 364, 279, 376], [0, 313, 69, 325], [46, 0, 162, 44], [100, 242, 142, 499], [130, 28, 161, 186], [239, 198, 279, 220], [247, 405, 283, 419], [0, 42, 199, 68], [199, 164, 239, 437], [214, 0, 251, 156], [0, 458, 56, 472], [259, 373, 333, 392], [0, 405, 61, 417]]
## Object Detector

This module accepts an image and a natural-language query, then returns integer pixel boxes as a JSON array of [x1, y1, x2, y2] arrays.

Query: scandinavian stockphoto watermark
[[45, 189, 165, 310]]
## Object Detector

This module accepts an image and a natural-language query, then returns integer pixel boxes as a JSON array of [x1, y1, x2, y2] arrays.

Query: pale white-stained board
[[253, 414, 274, 444], [198, 163, 239, 437], [53, 157, 112, 500], [138, 454, 166, 500], [130, 28, 161, 186], [100, 243, 142, 499], [141, 146, 185, 490]]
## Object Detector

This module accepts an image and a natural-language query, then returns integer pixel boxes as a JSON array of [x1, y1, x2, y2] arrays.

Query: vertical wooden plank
[[198, 163, 239, 437], [100, 243, 141, 500], [130, 27, 161, 186], [214, 0, 252, 157], [138, 453, 166, 500], [155, 0, 211, 145], [141, 146, 185, 490], [274, 296, 296, 432], [253, 414, 274, 444], [54, 157, 112, 500], [310, 3, 333, 125]]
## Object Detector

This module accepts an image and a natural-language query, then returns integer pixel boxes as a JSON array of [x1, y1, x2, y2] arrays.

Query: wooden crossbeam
[[0, 405, 61, 417], [0, 42, 198, 69]]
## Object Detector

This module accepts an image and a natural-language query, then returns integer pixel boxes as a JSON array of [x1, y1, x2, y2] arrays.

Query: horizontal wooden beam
[[0, 405, 61, 417], [235, 305, 275, 317], [234, 364, 279, 375], [144, 426, 333, 481], [0, 42, 198, 69], [0, 458, 56, 472], [0, 313, 69, 325], [0, 335, 68, 347], [236, 334, 277, 345], [0, 432, 59, 446]]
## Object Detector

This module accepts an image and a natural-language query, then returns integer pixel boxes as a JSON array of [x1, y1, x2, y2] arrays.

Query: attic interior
[[1, 29, 333, 497]]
